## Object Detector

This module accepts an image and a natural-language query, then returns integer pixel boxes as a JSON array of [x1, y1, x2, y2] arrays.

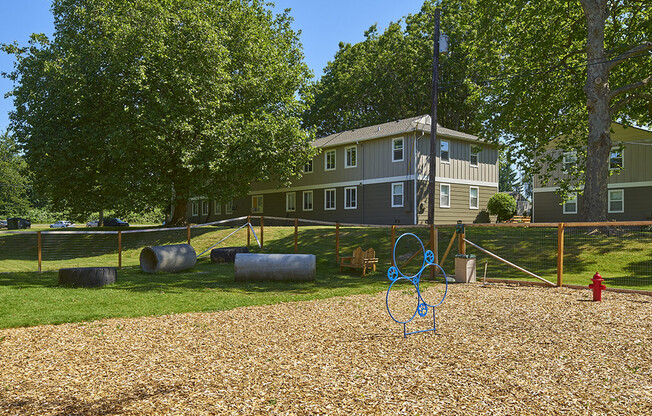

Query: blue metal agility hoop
[[386, 233, 448, 338]]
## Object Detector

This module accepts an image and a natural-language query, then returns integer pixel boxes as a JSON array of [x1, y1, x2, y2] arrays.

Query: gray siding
[[417, 181, 498, 225], [534, 142, 652, 188], [533, 187, 652, 222], [417, 134, 499, 183]]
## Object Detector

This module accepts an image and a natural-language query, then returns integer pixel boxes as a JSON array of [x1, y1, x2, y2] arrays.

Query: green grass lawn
[[1, 224, 650, 329]]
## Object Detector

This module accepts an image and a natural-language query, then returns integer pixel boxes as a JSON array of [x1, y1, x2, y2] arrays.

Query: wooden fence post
[[430, 224, 435, 278], [118, 231, 122, 269], [390, 225, 396, 266], [458, 226, 466, 255], [294, 218, 298, 254], [335, 223, 340, 264], [187, 225, 191, 245], [247, 215, 251, 247], [260, 216, 264, 249], [557, 223, 565, 287], [433, 225, 439, 264], [37, 231, 42, 273]]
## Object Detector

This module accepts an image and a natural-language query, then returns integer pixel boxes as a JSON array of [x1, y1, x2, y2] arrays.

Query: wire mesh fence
[[462, 224, 559, 284], [1, 218, 650, 292]]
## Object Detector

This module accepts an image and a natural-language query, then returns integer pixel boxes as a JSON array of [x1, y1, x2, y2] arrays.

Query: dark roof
[[312, 115, 480, 148]]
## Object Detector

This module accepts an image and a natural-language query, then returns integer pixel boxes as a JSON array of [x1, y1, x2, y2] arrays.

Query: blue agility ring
[[386, 233, 448, 337]]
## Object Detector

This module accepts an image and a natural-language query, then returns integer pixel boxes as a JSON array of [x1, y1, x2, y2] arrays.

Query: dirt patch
[[0, 283, 650, 415]]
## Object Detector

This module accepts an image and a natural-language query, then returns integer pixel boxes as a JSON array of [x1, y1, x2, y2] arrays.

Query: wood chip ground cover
[[0, 283, 650, 415]]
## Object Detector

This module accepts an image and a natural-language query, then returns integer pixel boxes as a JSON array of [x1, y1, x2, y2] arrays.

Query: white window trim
[[563, 193, 578, 214], [440, 140, 450, 164], [470, 147, 479, 168], [214, 201, 221, 215], [563, 151, 577, 172], [324, 188, 336, 210], [202, 200, 209, 216], [303, 159, 313, 173], [251, 195, 263, 214], [608, 189, 624, 213], [391, 182, 404, 208], [344, 186, 357, 209], [440, 184, 451, 208], [344, 146, 357, 169], [302, 190, 313, 212], [191, 202, 199, 216], [392, 138, 404, 162], [286, 192, 296, 212], [325, 150, 336, 171], [225, 201, 233, 215], [609, 148, 624, 171], [469, 186, 479, 210]]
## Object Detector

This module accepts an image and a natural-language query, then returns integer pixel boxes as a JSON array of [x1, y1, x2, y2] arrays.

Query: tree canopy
[[0, 131, 30, 217], [471, 0, 651, 220], [3, 0, 315, 225], [304, 0, 483, 137]]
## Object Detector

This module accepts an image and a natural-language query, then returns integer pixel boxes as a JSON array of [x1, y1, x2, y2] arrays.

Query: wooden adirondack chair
[[340, 247, 379, 276]]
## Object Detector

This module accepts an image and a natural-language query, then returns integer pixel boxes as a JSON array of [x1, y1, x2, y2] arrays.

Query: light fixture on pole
[[427, 8, 448, 226]]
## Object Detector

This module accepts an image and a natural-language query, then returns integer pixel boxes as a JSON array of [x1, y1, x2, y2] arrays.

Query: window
[[191, 201, 199, 216], [226, 201, 233, 215], [563, 152, 577, 172], [563, 193, 577, 214], [344, 187, 357, 209], [608, 189, 624, 213], [302, 191, 313, 211], [286, 192, 296, 212], [392, 138, 404, 162], [391, 183, 404, 207], [441, 140, 450, 163], [214, 201, 221, 215], [303, 159, 313, 173], [324, 188, 336, 210], [345, 146, 357, 168], [610, 148, 623, 170], [469, 187, 479, 209], [325, 150, 336, 171], [470, 145, 481, 167], [251, 195, 263, 213], [440, 184, 450, 208], [202, 200, 209, 216]]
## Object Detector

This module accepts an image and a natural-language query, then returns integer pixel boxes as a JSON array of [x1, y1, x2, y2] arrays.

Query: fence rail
[[2, 218, 651, 294]]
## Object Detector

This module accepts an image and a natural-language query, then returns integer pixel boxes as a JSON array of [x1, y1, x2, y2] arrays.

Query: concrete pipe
[[234, 253, 316, 282], [58, 267, 117, 288], [140, 244, 197, 273]]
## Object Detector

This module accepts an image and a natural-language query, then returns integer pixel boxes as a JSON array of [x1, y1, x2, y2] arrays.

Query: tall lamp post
[[427, 8, 448, 225]]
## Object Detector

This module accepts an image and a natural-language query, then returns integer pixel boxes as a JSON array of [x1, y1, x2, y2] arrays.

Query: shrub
[[487, 193, 517, 222]]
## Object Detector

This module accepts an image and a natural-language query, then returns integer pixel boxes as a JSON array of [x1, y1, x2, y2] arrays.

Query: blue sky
[[0, 0, 426, 133]]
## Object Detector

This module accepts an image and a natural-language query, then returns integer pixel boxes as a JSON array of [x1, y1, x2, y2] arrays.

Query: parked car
[[50, 221, 69, 228], [7, 218, 31, 229], [104, 218, 129, 227], [86, 220, 99, 227], [0, 220, 7, 229]]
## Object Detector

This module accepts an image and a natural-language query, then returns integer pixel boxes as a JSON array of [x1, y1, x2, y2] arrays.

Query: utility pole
[[427, 8, 441, 225]]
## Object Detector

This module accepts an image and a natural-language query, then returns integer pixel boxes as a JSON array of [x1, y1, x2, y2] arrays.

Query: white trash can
[[454, 254, 477, 283]]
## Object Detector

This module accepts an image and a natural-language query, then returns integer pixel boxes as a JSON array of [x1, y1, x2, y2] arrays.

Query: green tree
[[487, 193, 517, 223], [3, 0, 314, 225], [0, 131, 31, 217], [305, 0, 483, 136], [499, 152, 518, 192], [471, 0, 651, 221]]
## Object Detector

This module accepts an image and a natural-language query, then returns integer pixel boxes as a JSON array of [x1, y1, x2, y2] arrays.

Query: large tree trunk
[[168, 198, 189, 227], [580, 0, 610, 222]]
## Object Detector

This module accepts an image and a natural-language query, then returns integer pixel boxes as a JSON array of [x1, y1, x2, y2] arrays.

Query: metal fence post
[[260, 216, 264, 249], [294, 218, 298, 254], [335, 223, 340, 264], [390, 225, 396, 267], [247, 215, 251, 247]]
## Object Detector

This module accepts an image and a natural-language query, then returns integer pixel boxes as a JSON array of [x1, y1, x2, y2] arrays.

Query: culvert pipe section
[[234, 253, 316, 282], [140, 244, 197, 273]]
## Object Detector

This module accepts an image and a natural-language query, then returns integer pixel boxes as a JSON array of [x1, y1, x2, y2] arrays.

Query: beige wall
[[417, 181, 498, 225]]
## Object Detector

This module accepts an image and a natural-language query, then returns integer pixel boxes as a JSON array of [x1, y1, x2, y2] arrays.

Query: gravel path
[[1, 283, 650, 415]]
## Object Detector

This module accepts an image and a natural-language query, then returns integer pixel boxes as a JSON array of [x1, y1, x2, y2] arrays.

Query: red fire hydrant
[[589, 272, 606, 301]]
